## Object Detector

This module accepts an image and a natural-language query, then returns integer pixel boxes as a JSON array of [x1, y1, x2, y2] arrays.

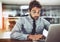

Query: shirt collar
[[28, 14, 33, 22]]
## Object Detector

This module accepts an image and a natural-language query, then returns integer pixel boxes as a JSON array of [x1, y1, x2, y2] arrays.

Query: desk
[[0, 39, 32, 42]]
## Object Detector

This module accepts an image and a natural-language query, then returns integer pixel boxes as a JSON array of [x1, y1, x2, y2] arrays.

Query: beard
[[33, 16, 39, 20], [30, 14, 39, 20]]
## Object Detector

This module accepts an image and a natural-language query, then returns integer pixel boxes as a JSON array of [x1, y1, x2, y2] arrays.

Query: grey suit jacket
[[10, 15, 50, 40]]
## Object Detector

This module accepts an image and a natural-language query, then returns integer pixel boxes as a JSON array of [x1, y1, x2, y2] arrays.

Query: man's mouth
[[34, 16, 39, 20]]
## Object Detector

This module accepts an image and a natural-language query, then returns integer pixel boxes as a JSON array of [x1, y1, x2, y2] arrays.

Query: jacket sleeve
[[10, 18, 29, 40], [43, 19, 50, 31]]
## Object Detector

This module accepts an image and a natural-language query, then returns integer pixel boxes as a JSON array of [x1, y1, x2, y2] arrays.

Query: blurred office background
[[0, 0, 60, 39]]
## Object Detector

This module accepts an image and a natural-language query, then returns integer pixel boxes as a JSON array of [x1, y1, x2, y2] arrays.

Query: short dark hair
[[29, 0, 42, 11]]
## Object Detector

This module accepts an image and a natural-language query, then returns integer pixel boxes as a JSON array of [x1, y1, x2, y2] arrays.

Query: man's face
[[29, 7, 41, 20]]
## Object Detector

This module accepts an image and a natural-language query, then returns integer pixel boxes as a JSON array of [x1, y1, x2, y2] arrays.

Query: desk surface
[[0, 39, 32, 42]]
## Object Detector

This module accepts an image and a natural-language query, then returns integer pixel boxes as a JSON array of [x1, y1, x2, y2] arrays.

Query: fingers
[[28, 34, 44, 40]]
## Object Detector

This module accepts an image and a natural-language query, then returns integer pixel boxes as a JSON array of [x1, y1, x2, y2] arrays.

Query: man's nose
[[35, 14, 39, 16]]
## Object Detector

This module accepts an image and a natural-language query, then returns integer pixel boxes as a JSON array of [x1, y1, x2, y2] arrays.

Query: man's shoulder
[[39, 17, 48, 21], [18, 16, 29, 21], [39, 17, 45, 20], [16, 16, 28, 24]]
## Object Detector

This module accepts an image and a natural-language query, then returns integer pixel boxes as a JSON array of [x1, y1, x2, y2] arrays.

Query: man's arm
[[43, 19, 50, 31], [10, 18, 29, 40]]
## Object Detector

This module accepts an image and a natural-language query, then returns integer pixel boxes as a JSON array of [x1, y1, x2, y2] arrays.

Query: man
[[10, 0, 50, 41]]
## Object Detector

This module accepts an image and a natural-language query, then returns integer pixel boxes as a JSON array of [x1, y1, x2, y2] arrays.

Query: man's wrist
[[27, 35, 32, 40]]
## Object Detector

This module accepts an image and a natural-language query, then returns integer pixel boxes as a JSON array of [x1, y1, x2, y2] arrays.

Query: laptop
[[45, 24, 60, 42]]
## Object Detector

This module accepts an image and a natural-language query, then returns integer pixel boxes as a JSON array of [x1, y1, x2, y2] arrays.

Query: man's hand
[[28, 34, 43, 40], [34, 34, 43, 40]]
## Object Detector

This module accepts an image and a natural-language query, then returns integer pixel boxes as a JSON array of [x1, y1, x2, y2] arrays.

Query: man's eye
[[38, 12, 40, 14], [33, 11, 36, 13]]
